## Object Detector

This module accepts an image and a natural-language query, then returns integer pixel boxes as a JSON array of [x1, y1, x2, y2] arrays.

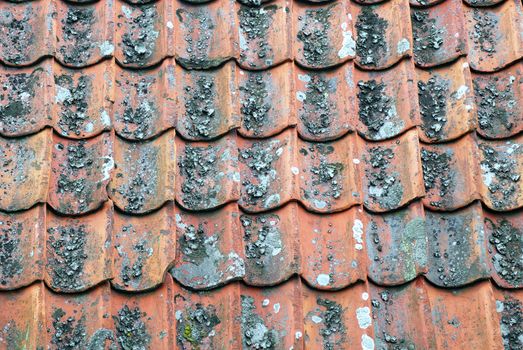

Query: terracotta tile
[[238, 62, 295, 138], [300, 206, 366, 290], [0, 129, 52, 212], [427, 280, 502, 350], [237, 0, 291, 70], [353, 0, 412, 70], [478, 136, 523, 211], [115, 0, 175, 68], [416, 57, 476, 143], [114, 60, 176, 141], [174, 0, 235, 69], [171, 203, 245, 290], [112, 203, 176, 291], [238, 129, 296, 212], [484, 209, 523, 289], [0, 0, 54, 66], [175, 61, 239, 140], [0, 205, 45, 290], [176, 135, 240, 211], [362, 129, 424, 212], [111, 276, 175, 349], [463, 0, 506, 6], [44, 202, 113, 293], [240, 279, 303, 350], [366, 201, 427, 286], [425, 203, 490, 287], [464, 0, 523, 72], [44, 283, 114, 349], [0, 59, 53, 137], [409, 0, 445, 6], [122, 0, 157, 5], [370, 279, 438, 350], [493, 287, 523, 350], [410, 0, 467, 68], [240, 204, 299, 286], [49, 132, 113, 215], [421, 135, 481, 210], [295, 64, 355, 141], [173, 282, 241, 349], [354, 60, 419, 141], [0, 283, 46, 350], [297, 134, 362, 213], [302, 282, 374, 350], [472, 62, 523, 139], [55, 0, 114, 67], [52, 61, 114, 139], [293, 0, 354, 69], [109, 130, 176, 214]]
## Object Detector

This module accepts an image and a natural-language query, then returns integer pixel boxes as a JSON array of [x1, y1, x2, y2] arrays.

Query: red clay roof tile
[[237, 0, 292, 70], [48, 132, 113, 215], [464, 0, 523, 72], [115, 0, 175, 68], [0, 129, 52, 212], [109, 130, 176, 214], [54, 0, 114, 68], [113, 59, 176, 141]]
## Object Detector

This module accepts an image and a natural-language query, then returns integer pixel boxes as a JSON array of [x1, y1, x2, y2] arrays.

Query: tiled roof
[[0, 0, 522, 348]]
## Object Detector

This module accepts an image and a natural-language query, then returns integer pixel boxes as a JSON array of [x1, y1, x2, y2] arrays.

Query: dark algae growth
[[60, 8, 95, 65], [121, 6, 158, 66], [239, 5, 276, 66], [176, 303, 220, 349], [486, 218, 522, 287], [50, 308, 87, 350], [55, 74, 92, 137], [0, 221, 23, 286], [498, 296, 523, 350], [240, 73, 270, 135], [297, 6, 333, 66], [411, 10, 444, 64], [421, 148, 453, 207], [418, 76, 449, 139], [300, 74, 335, 136], [241, 295, 277, 349], [366, 147, 403, 210], [356, 7, 388, 67], [183, 75, 217, 139], [357, 79, 393, 136], [317, 297, 346, 350], [114, 305, 151, 350]]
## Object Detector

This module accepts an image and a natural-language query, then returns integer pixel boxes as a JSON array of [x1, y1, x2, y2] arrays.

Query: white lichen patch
[[338, 22, 356, 58], [356, 307, 372, 329], [316, 273, 330, 286]]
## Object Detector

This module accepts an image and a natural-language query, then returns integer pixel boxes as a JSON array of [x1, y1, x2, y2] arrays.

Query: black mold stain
[[473, 75, 517, 135], [0, 7, 34, 65], [0, 69, 41, 133], [317, 297, 346, 350], [117, 225, 152, 287], [357, 79, 393, 136], [47, 225, 88, 290], [177, 9, 217, 69], [356, 7, 388, 67], [241, 214, 282, 269], [117, 76, 157, 140], [297, 6, 333, 66], [239, 5, 276, 67], [50, 308, 87, 350], [300, 74, 335, 136], [60, 8, 95, 65], [183, 74, 217, 139], [55, 74, 92, 137], [470, 10, 497, 58], [240, 295, 277, 349], [418, 76, 449, 140], [240, 72, 270, 135], [176, 304, 220, 349], [114, 305, 151, 350], [179, 223, 208, 264], [120, 6, 158, 66], [0, 220, 23, 286], [179, 145, 219, 209], [479, 144, 520, 209], [114, 143, 159, 212], [498, 296, 523, 350], [240, 141, 282, 206], [486, 218, 522, 287], [411, 10, 444, 65], [421, 148, 453, 208], [365, 147, 403, 210], [55, 141, 95, 213]]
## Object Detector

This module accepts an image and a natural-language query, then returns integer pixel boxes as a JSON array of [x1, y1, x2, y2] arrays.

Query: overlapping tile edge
[[0, 0, 522, 348]]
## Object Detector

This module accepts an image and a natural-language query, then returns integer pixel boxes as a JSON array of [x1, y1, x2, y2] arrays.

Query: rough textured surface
[[0, 0, 522, 349]]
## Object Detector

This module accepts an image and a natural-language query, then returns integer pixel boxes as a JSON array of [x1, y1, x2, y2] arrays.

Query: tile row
[[2, 128, 522, 215], [0, 0, 522, 71], [1, 58, 522, 142], [1, 198, 522, 292], [0, 276, 521, 350]]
